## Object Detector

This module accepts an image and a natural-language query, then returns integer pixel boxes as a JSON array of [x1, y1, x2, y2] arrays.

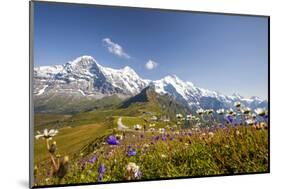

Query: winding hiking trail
[[117, 117, 155, 133], [117, 117, 142, 132], [117, 117, 129, 131]]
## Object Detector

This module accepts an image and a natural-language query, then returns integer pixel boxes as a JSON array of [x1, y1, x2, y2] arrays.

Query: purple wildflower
[[98, 163, 106, 175], [127, 148, 137, 157], [89, 155, 97, 164], [98, 174, 103, 182], [106, 135, 119, 145], [135, 170, 142, 179], [227, 115, 234, 124]]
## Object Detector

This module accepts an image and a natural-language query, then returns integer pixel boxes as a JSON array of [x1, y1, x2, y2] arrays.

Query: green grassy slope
[[34, 94, 123, 114]]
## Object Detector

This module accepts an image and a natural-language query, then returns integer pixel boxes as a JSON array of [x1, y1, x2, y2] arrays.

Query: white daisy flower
[[206, 109, 214, 115], [216, 109, 225, 115], [133, 124, 142, 130], [176, 113, 183, 118], [158, 128, 165, 134], [234, 101, 241, 108], [35, 129, 58, 140], [126, 162, 141, 179], [196, 108, 205, 115], [242, 107, 251, 115], [186, 114, 192, 121], [245, 119, 255, 126], [254, 108, 267, 117], [251, 113, 257, 119], [226, 108, 234, 115]]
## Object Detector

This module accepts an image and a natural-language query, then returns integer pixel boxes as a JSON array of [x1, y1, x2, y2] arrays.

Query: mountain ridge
[[34, 55, 268, 112]]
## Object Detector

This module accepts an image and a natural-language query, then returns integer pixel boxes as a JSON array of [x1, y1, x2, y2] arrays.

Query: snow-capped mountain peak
[[34, 55, 149, 97], [34, 55, 268, 111]]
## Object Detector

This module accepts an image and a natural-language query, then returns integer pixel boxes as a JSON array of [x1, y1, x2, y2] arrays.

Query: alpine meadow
[[31, 2, 269, 187]]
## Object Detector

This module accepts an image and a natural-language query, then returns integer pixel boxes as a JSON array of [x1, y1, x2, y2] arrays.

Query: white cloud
[[145, 60, 158, 70], [102, 38, 130, 59]]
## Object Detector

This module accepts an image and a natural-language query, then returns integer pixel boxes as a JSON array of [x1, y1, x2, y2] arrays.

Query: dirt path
[[117, 117, 129, 130]]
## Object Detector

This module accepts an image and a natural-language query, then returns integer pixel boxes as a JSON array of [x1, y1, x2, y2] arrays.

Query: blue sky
[[34, 2, 268, 99]]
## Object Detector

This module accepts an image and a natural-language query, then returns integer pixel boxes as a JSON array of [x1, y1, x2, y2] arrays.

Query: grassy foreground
[[33, 124, 268, 186]]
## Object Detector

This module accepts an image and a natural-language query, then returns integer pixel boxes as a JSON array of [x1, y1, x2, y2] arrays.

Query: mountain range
[[34, 55, 268, 113]]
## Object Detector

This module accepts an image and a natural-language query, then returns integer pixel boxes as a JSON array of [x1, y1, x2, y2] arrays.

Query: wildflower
[[98, 163, 106, 174], [234, 101, 241, 108], [98, 163, 106, 182], [242, 107, 251, 115], [161, 154, 167, 158], [208, 132, 214, 138], [35, 129, 58, 140], [150, 116, 158, 121], [206, 109, 214, 115], [176, 113, 183, 118], [216, 109, 224, 115], [245, 119, 255, 126], [251, 113, 257, 119], [226, 109, 234, 115], [186, 114, 192, 121], [134, 124, 142, 130], [48, 141, 57, 154], [98, 174, 103, 182], [259, 122, 267, 129], [159, 128, 165, 134], [254, 108, 267, 117], [115, 134, 123, 140], [196, 108, 204, 116], [149, 123, 155, 127], [143, 143, 149, 148], [153, 136, 160, 141], [226, 115, 234, 124], [235, 130, 240, 136], [89, 155, 97, 164], [106, 135, 119, 145], [57, 156, 69, 179], [127, 147, 137, 157], [125, 162, 141, 180]]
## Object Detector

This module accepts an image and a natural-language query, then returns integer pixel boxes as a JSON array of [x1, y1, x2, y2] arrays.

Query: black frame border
[[29, 1, 270, 188]]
